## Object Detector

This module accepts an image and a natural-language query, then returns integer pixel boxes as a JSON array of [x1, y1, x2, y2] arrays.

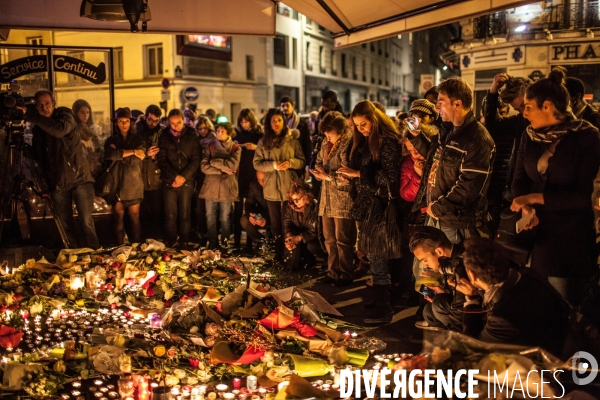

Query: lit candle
[[343, 331, 350, 339], [94, 379, 104, 386], [72, 382, 82, 388], [71, 391, 81, 396], [70, 274, 85, 290], [351, 332, 358, 338], [232, 378, 241, 389], [215, 384, 228, 392]]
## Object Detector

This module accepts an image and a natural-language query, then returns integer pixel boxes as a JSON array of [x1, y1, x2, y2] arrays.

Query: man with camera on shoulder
[[409, 226, 469, 331], [16, 89, 99, 249]]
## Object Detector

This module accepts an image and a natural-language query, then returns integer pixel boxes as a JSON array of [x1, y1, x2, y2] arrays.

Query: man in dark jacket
[[240, 171, 270, 255], [136, 104, 164, 240], [566, 77, 600, 130], [410, 77, 495, 243], [21, 90, 99, 249], [283, 181, 325, 270], [457, 237, 569, 357], [279, 96, 312, 171], [157, 109, 201, 247], [484, 74, 532, 231]]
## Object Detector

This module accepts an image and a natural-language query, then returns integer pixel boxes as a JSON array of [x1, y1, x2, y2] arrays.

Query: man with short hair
[[484, 74, 532, 231], [424, 87, 438, 104], [279, 96, 312, 170], [19, 90, 99, 249], [457, 237, 569, 356], [136, 105, 164, 239], [410, 77, 495, 243], [409, 226, 466, 331], [565, 77, 600, 129]]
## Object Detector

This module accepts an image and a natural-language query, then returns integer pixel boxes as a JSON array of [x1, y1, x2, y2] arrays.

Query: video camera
[[438, 256, 467, 279], [0, 92, 35, 123]]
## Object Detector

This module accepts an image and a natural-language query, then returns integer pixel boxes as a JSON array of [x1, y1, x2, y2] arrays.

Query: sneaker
[[414, 321, 445, 331]]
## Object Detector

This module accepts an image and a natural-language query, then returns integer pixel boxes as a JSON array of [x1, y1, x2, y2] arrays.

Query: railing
[[532, 1, 600, 31], [473, 11, 507, 38]]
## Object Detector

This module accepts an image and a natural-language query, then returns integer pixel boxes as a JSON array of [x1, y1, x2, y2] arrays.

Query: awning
[[0, 0, 275, 36], [283, 0, 536, 48]]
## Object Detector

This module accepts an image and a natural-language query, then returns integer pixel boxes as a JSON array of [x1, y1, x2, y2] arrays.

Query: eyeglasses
[[146, 117, 160, 124], [290, 196, 305, 203]]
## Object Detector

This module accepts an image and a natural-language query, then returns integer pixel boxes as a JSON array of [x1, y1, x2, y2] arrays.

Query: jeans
[[369, 256, 391, 286], [205, 199, 232, 249], [423, 292, 466, 331], [267, 201, 284, 260], [164, 185, 193, 245], [52, 182, 99, 249], [322, 216, 357, 280]]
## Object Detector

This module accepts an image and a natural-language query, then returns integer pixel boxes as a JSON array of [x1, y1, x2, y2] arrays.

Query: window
[[113, 47, 124, 80], [67, 51, 84, 84], [362, 59, 366, 82], [341, 53, 347, 78], [305, 42, 312, 71], [352, 56, 357, 80], [330, 50, 337, 76], [246, 55, 254, 80], [274, 34, 288, 67], [292, 38, 298, 69], [378, 65, 382, 85], [371, 63, 375, 83], [305, 17, 313, 28], [27, 36, 43, 56], [145, 44, 163, 77], [319, 46, 325, 74]]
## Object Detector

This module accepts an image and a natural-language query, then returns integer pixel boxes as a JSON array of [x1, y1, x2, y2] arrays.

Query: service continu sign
[[0, 55, 106, 84]]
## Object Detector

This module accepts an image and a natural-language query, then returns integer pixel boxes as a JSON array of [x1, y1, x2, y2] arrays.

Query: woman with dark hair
[[282, 180, 325, 270], [194, 115, 217, 245], [104, 107, 146, 244], [72, 99, 102, 175], [510, 66, 600, 305], [338, 100, 403, 324], [253, 108, 306, 261], [199, 122, 241, 250], [233, 108, 264, 250], [310, 111, 355, 286]]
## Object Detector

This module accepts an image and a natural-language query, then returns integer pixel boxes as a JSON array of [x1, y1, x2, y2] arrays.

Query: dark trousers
[[164, 185, 193, 245], [423, 292, 466, 331], [233, 199, 244, 247], [52, 182, 99, 249], [285, 238, 326, 270], [240, 215, 265, 245], [322, 216, 356, 280], [196, 197, 207, 239], [267, 200, 284, 260], [141, 189, 163, 240]]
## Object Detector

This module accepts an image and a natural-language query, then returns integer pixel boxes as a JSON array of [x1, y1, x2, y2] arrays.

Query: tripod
[[0, 120, 70, 248]]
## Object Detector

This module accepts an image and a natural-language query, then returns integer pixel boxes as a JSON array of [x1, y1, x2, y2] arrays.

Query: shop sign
[[419, 74, 435, 94], [550, 43, 600, 62], [0, 54, 106, 84]]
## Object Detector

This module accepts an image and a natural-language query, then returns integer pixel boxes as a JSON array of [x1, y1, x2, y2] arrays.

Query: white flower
[[173, 369, 187, 379], [30, 302, 43, 315], [119, 354, 132, 373], [82, 255, 91, 263], [164, 288, 174, 300], [69, 254, 78, 263], [164, 375, 179, 386], [116, 253, 128, 263], [107, 294, 120, 305], [185, 376, 198, 385]]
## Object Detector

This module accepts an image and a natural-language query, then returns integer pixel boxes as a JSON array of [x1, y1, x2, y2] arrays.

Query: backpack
[[209, 142, 240, 174]]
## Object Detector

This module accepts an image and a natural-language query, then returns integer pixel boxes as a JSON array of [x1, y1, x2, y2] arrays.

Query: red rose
[[12, 295, 22, 302], [145, 288, 155, 297], [162, 254, 171, 262], [189, 357, 199, 368]]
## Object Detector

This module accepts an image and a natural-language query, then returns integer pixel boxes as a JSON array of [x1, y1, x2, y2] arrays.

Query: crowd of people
[[17, 68, 600, 353]]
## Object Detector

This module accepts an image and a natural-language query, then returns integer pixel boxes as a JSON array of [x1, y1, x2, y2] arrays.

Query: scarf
[[170, 127, 181, 137], [285, 111, 300, 130], [572, 100, 587, 119], [526, 113, 583, 144]]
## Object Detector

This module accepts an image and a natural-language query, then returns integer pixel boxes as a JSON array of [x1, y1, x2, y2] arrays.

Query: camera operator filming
[[409, 226, 472, 331], [15, 90, 99, 249]]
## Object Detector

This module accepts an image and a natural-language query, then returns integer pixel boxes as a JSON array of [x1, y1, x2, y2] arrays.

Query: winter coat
[[136, 119, 164, 191], [283, 199, 319, 243], [195, 131, 217, 190], [484, 91, 530, 203], [410, 111, 495, 229], [400, 156, 421, 203], [157, 127, 201, 189], [316, 132, 353, 218], [104, 132, 146, 202], [235, 126, 263, 197], [512, 120, 600, 278], [198, 138, 242, 202], [350, 135, 403, 223], [29, 107, 94, 191], [253, 129, 306, 202]]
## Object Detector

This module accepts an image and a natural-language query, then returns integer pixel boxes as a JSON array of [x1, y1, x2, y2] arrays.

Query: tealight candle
[[215, 384, 228, 392], [322, 384, 331, 391], [94, 392, 103, 398], [71, 391, 81, 396], [61, 394, 70, 400], [100, 387, 109, 393], [94, 379, 104, 386], [108, 392, 118, 398], [351, 332, 358, 338], [223, 394, 235, 400], [72, 382, 82, 388], [70, 274, 85, 290], [107, 385, 115, 390]]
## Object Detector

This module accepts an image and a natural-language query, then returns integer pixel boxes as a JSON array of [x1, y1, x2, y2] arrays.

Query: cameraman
[[409, 226, 467, 331], [16, 90, 99, 249]]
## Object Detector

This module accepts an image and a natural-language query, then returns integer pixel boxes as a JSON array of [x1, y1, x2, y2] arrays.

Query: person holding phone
[[240, 171, 270, 255]]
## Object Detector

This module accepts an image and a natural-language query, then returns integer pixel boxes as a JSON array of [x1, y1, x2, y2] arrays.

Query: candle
[[108, 392, 118, 399], [94, 393, 103, 398], [232, 378, 241, 389], [246, 376, 257, 391], [322, 384, 331, 391], [277, 381, 289, 393], [71, 391, 81, 396], [223, 394, 235, 400], [351, 332, 358, 338], [215, 384, 228, 392], [94, 379, 104, 386], [70, 274, 85, 290], [343, 331, 350, 339]]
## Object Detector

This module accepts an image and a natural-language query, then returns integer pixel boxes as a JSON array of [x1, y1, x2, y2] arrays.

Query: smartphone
[[419, 284, 437, 299], [406, 117, 420, 131], [254, 213, 264, 221], [516, 209, 535, 234]]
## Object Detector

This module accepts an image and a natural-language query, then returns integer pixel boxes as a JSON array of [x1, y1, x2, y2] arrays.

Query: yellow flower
[[164, 288, 174, 300], [153, 345, 166, 357], [53, 360, 66, 373], [164, 375, 179, 386], [76, 299, 85, 307], [30, 302, 43, 315]]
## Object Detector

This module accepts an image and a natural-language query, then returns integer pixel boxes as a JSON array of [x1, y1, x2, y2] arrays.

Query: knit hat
[[410, 99, 438, 119], [113, 107, 132, 121]]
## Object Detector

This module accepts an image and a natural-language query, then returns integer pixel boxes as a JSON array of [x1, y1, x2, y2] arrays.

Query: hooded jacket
[[253, 129, 306, 202], [29, 106, 94, 191], [410, 111, 495, 229], [198, 137, 242, 202], [157, 126, 201, 188]]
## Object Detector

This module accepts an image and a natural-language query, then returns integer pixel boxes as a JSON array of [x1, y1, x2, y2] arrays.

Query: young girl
[[199, 122, 241, 250]]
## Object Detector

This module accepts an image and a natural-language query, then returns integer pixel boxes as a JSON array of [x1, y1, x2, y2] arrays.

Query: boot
[[363, 285, 394, 325], [362, 284, 377, 309]]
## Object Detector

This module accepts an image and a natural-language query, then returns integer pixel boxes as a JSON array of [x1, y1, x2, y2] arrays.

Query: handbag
[[495, 208, 537, 266], [94, 160, 119, 198], [358, 175, 402, 259]]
